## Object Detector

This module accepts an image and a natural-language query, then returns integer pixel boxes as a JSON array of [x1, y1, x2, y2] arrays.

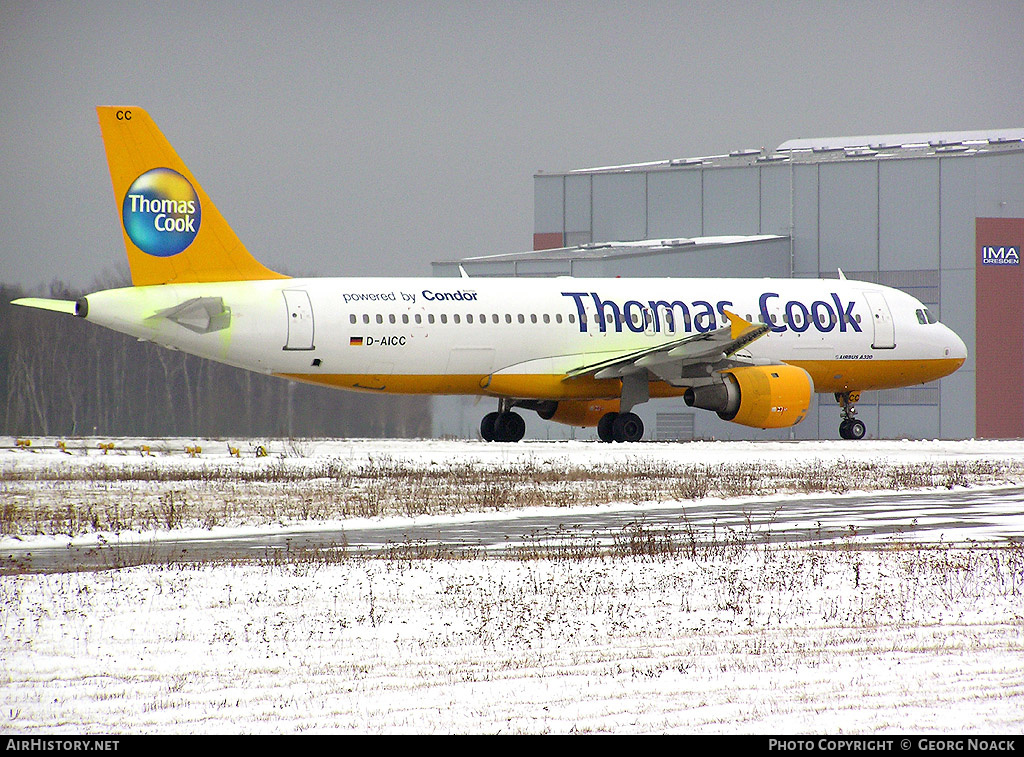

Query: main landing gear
[[596, 372, 648, 443], [480, 399, 526, 442], [596, 411, 644, 443], [836, 391, 866, 440]]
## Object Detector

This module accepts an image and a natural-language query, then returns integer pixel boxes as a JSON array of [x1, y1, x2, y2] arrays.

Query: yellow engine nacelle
[[539, 399, 621, 428], [685, 364, 812, 429]]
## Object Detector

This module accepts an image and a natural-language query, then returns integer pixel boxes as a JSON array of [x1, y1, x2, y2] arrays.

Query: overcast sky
[[2, 1, 1023, 290]]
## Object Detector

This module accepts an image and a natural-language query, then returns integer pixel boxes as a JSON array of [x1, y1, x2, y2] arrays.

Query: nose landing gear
[[836, 391, 866, 440]]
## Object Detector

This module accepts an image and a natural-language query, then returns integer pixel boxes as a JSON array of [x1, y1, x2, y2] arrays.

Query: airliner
[[13, 107, 967, 442]]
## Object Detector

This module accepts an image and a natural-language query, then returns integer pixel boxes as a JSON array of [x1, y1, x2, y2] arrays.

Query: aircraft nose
[[943, 325, 968, 363]]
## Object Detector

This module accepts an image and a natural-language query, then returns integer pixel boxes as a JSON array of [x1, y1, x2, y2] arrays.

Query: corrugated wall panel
[[647, 170, 702, 239], [533, 175, 563, 235], [759, 164, 791, 238], [791, 164, 819, 274], [703, 167, 758, 236], [819, 161, 877, 272], [592, 173, 645, 242], [565, 174, 592, 238], [879, 159, 939, 271]]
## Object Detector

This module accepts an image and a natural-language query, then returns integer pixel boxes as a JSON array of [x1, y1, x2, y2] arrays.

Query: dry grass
[[3, 452, 1021, 538]]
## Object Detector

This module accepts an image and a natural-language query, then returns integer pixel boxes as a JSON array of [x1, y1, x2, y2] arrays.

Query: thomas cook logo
[[122, 168, 201, 257]]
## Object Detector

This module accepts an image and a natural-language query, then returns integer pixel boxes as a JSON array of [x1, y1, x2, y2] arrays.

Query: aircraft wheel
[[494, 411, 526, 442], [839, 419, 866, 440], [612, 412, 644, 443], [481, 412, 500, 441], [597, 412, 618, 443]]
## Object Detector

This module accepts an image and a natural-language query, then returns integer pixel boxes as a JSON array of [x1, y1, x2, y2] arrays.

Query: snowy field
[[2, 437, 1024, 733]]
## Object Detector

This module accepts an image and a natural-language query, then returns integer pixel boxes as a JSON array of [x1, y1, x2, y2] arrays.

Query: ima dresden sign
[[981, 245, 1020, 266]]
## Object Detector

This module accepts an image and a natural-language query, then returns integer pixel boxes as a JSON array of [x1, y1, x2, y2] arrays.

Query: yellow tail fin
[[97, 107, 288, 286]]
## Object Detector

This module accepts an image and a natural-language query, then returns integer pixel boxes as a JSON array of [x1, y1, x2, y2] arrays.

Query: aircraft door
[[863, 291, 895, 349], [282, 290, 315, 350]]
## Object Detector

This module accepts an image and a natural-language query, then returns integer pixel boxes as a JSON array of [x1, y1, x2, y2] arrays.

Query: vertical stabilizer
[[97, 106, 287, 286]]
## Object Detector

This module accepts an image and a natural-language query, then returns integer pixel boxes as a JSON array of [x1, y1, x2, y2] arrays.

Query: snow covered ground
[[2, 438, 1024, 733]]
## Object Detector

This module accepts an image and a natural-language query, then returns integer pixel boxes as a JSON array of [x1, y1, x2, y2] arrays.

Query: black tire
[[597, 412, 618, 443], [506, 412, 526, 442], [612, 412, 644, 443], [494, 411, 526, 442], [481, 412, 499, 441], [839, 418, 866, 440]]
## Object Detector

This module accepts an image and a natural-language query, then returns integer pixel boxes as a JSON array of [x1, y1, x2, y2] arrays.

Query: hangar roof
[[454, 235, 783, 263], [432, 235, 786, 272], [539, 128, 1024, 176]]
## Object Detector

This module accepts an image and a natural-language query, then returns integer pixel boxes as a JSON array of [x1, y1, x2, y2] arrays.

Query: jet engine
[[684, 364, 812, 429]]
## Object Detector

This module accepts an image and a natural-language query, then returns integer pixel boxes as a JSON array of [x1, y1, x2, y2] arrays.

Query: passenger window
[[467, 314, 473, 324], [428, 314, 435, 324], [531, 314, 537, 324], [543, 314, 550, 324], [363, 314, 370, 324], [389, 314, 396, 324], [453, 314, 461, 324], [402, 314, 409, 324], [350, 314, 356, 324], [440, 314, 447, 324], [376, 314, 383, 324], [415, 314, 422, 324], [518, 314, 525, 324]]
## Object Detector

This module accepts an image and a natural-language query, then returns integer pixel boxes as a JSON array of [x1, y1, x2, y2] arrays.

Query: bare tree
[[1, 280, 432, 438]]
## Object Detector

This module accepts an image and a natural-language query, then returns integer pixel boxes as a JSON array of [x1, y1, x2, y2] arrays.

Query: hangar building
[[433, 129, 1024, 441]]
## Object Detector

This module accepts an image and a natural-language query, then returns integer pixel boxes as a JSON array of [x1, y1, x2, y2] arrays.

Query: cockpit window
[[916, 308, 938, 325]]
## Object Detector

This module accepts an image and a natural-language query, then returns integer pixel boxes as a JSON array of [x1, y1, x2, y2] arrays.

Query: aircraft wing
[[565, 310, 771, 386]]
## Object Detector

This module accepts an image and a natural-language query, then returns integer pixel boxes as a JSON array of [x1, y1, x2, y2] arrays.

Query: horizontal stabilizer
[[11, 297, 79, 316]]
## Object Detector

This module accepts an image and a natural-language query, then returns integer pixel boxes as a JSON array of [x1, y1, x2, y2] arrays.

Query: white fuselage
[[81, 276, 966, 401]]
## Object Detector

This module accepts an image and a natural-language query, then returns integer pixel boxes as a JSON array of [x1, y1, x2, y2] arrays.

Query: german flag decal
[[350, 336, 363, 346]]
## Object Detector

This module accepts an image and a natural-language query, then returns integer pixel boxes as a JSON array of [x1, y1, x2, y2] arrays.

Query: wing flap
[[565, 310, 771, 383]]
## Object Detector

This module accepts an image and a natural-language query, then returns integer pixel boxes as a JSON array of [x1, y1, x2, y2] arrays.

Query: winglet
[[723, 309, 754, 340], [722, 309, 771, 354]]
